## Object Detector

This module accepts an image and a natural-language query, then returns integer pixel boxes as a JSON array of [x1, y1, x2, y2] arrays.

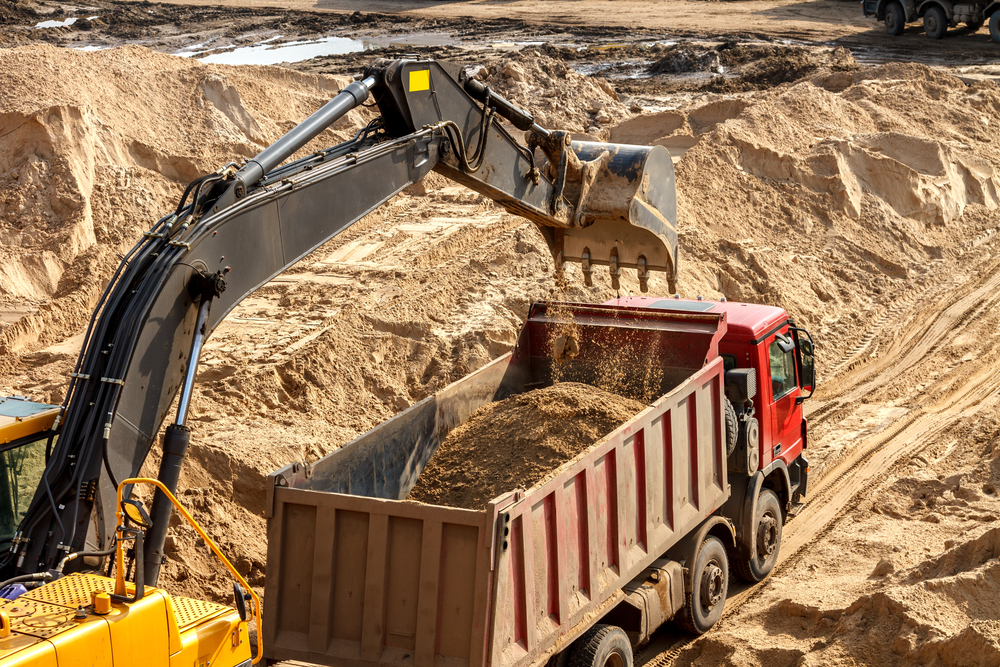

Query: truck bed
[[264, 302, 730, 667]]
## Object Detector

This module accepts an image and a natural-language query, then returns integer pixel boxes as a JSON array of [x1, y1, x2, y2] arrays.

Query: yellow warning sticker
[[409, 69, 430, 92]]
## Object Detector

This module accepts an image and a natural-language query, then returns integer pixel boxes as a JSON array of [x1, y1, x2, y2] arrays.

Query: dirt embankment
[[0, 44, 369, 363], [408, 382, 646, 509]]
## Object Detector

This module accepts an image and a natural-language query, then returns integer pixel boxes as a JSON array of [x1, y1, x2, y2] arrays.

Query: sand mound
[[665, 62, 1000, 341], [0, 43, 368, 360], [407, 382, 646, 509], [765, 528, 1000, 665], [475, 49, 629, 137]]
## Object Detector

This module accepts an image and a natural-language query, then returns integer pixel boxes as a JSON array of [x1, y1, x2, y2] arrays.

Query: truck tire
[[991, 12, 1000, 42], [568, 624, 633, 667], [924, 5, 948, 38], [677, 537, 729, 635], [724, 398, 738, 457], [735, 489, 782, 582], [885, 1, 906, 35]]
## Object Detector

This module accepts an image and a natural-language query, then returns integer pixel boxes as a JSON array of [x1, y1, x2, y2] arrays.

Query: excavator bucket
[[545, 140, 678, 293]]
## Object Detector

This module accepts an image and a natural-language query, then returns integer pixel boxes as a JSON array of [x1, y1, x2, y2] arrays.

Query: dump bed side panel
[[265, 489, 497, 667], [489, 357, 728, 667]]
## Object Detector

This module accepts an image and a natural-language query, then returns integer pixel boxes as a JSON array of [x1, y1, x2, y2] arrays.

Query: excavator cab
[[0, 398, 58, 551]]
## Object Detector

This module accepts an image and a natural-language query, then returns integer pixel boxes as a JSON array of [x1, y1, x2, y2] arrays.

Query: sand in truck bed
[[407, 382, 646, 510]]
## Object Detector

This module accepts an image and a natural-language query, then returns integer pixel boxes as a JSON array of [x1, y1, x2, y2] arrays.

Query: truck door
[[766, 328, 801, 466]]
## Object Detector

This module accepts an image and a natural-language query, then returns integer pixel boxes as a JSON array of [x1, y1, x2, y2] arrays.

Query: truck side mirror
[[775, 333, 795, 354], [791, 329, 815, 399]]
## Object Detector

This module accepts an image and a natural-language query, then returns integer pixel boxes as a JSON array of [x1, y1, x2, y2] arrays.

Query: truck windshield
[[768, 339, 797, 399], [0, 435, 49, 546]]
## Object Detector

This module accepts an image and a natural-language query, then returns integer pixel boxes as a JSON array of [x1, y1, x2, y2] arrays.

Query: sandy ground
[[2, 0, 1000, 664]]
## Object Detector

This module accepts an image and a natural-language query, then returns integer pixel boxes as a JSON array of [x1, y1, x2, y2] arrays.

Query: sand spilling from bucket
[[407, 382, 645, 509]]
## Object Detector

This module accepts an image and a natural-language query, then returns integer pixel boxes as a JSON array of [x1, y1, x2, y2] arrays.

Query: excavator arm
[[7, 58, 678, 580]]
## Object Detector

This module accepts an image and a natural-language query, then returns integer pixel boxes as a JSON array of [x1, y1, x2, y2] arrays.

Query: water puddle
[[36, 17, 77, 28], [196, 35, 371, 66], [36, 15, 97, 28]]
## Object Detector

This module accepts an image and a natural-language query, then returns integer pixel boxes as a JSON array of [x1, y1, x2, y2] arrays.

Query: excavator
[[0, 59, 678, 666]]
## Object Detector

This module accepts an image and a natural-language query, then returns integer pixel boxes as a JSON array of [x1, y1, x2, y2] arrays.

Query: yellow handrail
[[116, 477, 263, 664]]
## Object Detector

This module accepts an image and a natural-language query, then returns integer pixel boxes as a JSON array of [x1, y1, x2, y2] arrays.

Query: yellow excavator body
[[0, 573, 250, 667], [0, 401, 253, 667]]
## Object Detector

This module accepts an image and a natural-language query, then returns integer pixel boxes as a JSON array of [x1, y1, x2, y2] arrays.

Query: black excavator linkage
[[7, 58, 678, 581]]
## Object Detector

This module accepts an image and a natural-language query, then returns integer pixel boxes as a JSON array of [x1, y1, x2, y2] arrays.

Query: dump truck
[[0, 56, 811, 667], [862, 0, 1000, 40], [263, 297, 814, 667]]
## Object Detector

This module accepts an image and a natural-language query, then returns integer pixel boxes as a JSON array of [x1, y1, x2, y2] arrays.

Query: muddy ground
[[2, 0, 1000, 665]]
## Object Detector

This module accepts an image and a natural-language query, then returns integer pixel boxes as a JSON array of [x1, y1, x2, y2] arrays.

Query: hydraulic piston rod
[[144, 294, 211, 584], [233, 76, 376, 196]]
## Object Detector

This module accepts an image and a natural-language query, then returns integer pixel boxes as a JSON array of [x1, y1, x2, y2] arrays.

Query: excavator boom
[[6, 58, 678, 581]]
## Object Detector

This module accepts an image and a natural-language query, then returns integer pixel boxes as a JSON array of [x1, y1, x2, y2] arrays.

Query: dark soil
[[407, 382, 645, 510]]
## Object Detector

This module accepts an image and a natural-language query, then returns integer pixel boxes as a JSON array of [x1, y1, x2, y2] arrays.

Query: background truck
[[863, 0, 1000, 40], [263, 297, 814, 667]]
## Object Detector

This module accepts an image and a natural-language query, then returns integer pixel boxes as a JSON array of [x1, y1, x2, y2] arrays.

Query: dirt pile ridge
[[476, 49, 630, 137], [0, 43, 367, 359], [408, 382, 646, 509]]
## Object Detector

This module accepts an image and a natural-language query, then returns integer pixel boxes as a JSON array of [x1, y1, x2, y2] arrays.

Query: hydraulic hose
[[0, 572, 52, 590]]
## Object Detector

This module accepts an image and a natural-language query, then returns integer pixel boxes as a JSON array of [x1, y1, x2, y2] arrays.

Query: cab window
[[0, 435, 49, 546], [768, 337, 797, 400], [721, 354, 737, 372]]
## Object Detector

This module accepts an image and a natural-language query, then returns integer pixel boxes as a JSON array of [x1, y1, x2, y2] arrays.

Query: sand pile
[[626, 63, 1000, 342], [407, 382, 646, 509], [0, 43, 369, 360], [475, 49, 630, 136], [752, 526, 1000, 666]]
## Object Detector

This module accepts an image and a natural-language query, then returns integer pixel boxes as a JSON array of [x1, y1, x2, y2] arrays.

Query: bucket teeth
[[532, 140, 678, 294]]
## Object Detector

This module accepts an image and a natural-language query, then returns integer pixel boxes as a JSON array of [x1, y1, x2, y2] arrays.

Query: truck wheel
[[924, 6, 948, 39], [568, 624, 632, 667], [677, 537, 729, 635], [885, 1, 906, 35], [991, 12, 1000, 42], [724, 398, 738, 457], [735, 489, 782, 582]]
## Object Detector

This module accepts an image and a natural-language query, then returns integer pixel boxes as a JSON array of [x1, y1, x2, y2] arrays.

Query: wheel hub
[[700, 563, 724, 609], [757, 514, 778, 557]]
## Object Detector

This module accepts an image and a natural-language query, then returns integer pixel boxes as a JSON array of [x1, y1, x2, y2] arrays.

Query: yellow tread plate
[[21, 573, 116, 609], [171, 594, 229, 629], [0, 597, 78, 640]]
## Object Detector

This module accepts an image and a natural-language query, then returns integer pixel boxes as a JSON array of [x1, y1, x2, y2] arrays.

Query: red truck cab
[[607, 295, 814, 581]]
